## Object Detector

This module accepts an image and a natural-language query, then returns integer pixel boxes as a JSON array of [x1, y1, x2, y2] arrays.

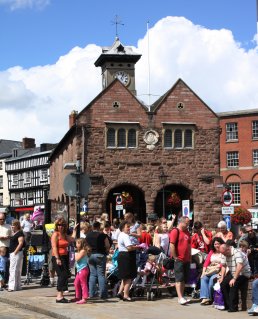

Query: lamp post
[[159, 169, 168, 218], [42, 184, 50, 224]]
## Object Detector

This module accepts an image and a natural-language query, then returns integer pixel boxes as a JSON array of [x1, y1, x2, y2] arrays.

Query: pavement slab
[[0, 284, 251, 319]]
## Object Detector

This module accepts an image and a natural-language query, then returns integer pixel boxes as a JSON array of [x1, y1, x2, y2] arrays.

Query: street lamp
[[159, 169, 168, 218]]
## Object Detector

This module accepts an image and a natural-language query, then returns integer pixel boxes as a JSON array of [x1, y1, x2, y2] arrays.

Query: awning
[[15, 207, 34, 212]]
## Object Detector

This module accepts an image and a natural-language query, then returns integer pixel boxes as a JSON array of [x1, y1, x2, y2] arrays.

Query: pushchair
[[131, 246, 166, 301], [185, 248, 205, 299], [106, 249, 121, 297]]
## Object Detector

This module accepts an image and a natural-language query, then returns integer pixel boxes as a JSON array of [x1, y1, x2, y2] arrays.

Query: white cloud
[[0, 16, 258, 145], [0, 0, 50, 10]]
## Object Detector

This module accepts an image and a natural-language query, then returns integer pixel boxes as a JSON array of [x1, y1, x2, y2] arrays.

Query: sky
[[0, 0, 258, 145]]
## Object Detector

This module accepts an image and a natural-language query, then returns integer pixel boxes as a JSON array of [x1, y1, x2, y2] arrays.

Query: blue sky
[[0, 0, 258, 145], [0, 0, 257, 70]]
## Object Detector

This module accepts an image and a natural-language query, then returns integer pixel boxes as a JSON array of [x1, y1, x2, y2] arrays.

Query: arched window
[[128, 129, 136, 147], [174, 129, 182, 148], [185, 129, 193, 148], [164, 129, 172, 147], [107, 128, 115, 147], [118, 128, 126, 147]]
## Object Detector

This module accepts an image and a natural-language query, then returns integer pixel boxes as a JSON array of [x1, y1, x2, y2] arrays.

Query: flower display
[[231, 207, 252, 225], [167, 192, 181, 207], [122, 191, 133, 205]]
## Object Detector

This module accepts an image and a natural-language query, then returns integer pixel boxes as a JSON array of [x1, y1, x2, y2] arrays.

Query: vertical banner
[[182, 200, 190, 218]]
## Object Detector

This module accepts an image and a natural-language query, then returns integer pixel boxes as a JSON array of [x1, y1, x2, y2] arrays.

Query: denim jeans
[[253, 279, 258, 305], [88, 253, 107, 298], [200, 274, 217, 299]]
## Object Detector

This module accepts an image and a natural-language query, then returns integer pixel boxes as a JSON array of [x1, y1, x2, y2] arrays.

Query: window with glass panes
[[253, 150, 258, 166], [252, 121, 258, 139], [117, 129, 126, 147], [128, 129, 136, 148], [0, 193, 3, 205], [226, 122, 238, 141], [0, 176, 2, 188], [40, 169, 48, 181], [106, 126, 137, 148], [227, 151, 239, 167], [228, 183, 240, 205], [163, 127, 193, 149], [255, 182, 258, 205]]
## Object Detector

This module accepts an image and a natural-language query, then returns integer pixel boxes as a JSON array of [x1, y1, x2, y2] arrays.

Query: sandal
[[70, 298, 79, 303], [200, 299, 210, 305], [56, 298, 69, 303]]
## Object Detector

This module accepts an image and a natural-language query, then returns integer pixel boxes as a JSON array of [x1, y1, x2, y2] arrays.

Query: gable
[[77, 80, 148, 127], [152, 79, 218, 129]]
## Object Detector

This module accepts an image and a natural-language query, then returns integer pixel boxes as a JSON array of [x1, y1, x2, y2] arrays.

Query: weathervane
[[111, 15, 124, 38]]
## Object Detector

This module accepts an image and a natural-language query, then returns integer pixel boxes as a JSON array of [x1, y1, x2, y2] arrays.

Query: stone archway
[[105, 184, 146, 222], [154, 184, 193, 220]]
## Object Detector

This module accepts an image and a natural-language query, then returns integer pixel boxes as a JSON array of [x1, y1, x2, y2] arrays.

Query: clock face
[[114, 71, 130, 86]]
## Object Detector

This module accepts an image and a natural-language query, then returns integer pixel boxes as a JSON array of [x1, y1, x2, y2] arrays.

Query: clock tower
[[94, 37, 141, 95]]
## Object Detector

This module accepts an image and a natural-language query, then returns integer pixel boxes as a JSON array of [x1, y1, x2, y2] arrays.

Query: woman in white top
[[117, 220, 140, 302]]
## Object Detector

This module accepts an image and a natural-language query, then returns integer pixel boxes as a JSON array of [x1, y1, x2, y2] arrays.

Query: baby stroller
[[131, 246, 166, 301], [106, 249, 120, 297], [40, 261, 50, 286], [185, 248, 205, 299]]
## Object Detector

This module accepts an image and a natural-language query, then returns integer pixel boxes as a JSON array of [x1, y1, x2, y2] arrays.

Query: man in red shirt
[[169, 216, 191, 305], [191, 221, 213, 254]]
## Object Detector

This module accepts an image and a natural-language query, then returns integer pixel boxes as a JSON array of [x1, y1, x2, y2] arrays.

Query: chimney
[[40, 143, 56, 152], [22, 137, 36, 149], [69, 110, 78, 128]]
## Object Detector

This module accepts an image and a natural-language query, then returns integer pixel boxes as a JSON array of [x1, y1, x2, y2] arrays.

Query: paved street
[[0, 301, 53, 319], [0, 282, 252, 319]]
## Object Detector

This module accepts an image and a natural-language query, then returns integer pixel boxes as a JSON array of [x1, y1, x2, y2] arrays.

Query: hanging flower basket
[[122, 191, 133, 205], [231, 207, 252, 225], [167, 192, 181, 207]]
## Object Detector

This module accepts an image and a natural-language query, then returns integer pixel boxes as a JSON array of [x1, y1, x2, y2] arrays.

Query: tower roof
[[94, 37, 141, 66]]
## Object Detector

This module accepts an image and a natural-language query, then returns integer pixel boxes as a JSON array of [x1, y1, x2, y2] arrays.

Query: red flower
[[231, 207, 252, 225], [167, 192, 181, 207]]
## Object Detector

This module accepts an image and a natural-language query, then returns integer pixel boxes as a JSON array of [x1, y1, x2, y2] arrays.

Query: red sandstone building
[[49, 38, 222, 227], [219, 109, 258, 228]]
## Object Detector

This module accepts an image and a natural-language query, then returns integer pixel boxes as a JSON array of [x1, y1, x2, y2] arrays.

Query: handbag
[[204, 263, 220, 276], [163, 257, 175, 270]]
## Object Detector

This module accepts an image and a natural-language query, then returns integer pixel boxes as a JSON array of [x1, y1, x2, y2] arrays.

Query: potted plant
[[231, 207, 252, 225], [167, 192, 181, 207]]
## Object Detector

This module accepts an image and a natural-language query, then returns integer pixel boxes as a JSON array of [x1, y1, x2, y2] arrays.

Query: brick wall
[[50, 79, 222, 228]]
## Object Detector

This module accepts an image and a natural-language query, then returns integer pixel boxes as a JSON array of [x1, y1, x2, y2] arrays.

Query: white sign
[[116, 195, 123, 205], [222, 206, 234, 215], [116, 205, 123, 210], [182, 200, 190, 218], [222, 190, 234, 206]]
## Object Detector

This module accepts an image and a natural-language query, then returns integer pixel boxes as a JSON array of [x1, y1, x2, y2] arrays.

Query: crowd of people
[[0, 210, 257, 315]]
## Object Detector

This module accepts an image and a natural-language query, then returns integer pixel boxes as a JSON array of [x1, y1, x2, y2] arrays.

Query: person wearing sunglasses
[[51, 217, 77, 303]]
